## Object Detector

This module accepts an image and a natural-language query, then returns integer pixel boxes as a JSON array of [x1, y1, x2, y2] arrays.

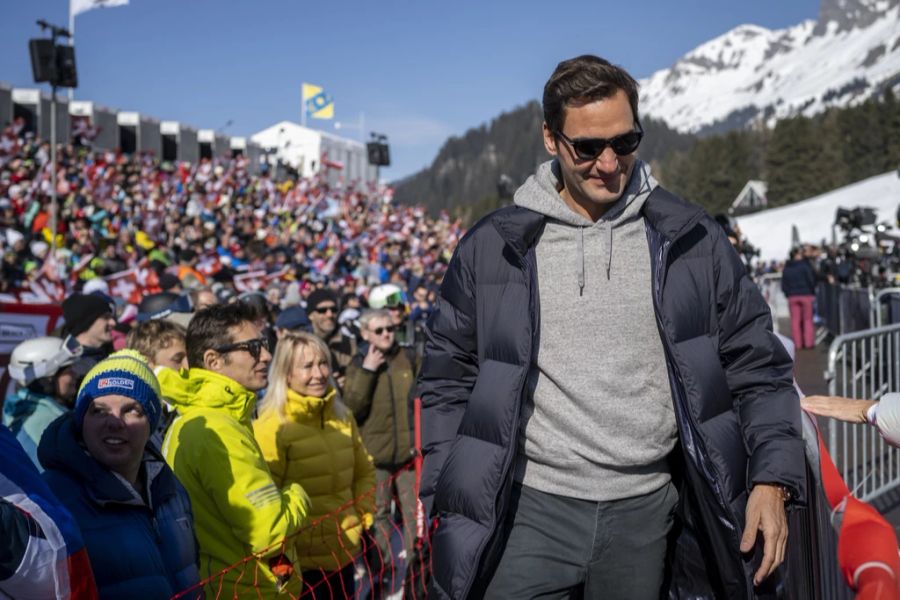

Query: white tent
[[735, 171, 900, 261]]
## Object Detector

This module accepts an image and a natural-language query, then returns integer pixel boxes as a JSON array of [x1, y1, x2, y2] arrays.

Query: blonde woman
[[254, 332, 376, 599]]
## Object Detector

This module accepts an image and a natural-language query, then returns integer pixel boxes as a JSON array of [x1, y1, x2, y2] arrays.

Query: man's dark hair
[[542, 55, 640, 134], [186, 302, 257, 369]]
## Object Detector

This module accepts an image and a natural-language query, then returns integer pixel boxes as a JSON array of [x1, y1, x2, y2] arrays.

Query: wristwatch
[[756, 483, 792, 503], [774, 485, 792, 503]]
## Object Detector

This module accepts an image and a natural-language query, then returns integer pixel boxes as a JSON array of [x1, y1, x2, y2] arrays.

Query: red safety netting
[[815, 428, 900, 599], [171, 400, 433, 600]]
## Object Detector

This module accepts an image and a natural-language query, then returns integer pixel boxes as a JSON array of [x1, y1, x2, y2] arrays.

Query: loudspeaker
[[28, 40, 78, 88], [367, 142, 390, 166], [55, 45, 78, 88], [29, 39, 55, 83]]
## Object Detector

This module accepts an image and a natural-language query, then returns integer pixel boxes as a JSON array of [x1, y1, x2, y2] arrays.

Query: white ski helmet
[[8, 336, 82, 386], [368, 284, 404, 309]]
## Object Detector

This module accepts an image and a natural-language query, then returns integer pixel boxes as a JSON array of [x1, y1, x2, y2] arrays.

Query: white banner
[[71, 0, 129, 17]]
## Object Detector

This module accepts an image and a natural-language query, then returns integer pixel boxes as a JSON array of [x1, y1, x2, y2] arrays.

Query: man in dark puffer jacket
[[417, 55, 805, 600]]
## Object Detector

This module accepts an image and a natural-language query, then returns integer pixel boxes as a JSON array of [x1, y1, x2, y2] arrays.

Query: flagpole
[[68, 1, 75, 101], [301, 85, 307, 128]]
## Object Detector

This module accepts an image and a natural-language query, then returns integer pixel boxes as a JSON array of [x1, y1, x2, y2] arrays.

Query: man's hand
[[801, 395, 876, 423], [740, 483, 788, 586], [362, 344, 386, 371]]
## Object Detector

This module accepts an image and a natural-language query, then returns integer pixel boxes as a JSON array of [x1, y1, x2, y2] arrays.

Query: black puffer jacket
[[417, 187, 806, 599]]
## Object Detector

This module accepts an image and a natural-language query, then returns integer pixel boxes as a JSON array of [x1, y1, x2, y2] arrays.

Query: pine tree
[[882, 88, 900, 170], [765, 116, 824, 206], [837, 97, 885, 179]]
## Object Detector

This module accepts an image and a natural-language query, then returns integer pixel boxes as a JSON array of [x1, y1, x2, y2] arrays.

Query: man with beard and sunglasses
[[157, 303, 311, 597], [418, 55, 805, 599]]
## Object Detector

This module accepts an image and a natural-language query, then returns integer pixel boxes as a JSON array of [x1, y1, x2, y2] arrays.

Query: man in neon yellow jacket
[[158, 303, 310, 598]]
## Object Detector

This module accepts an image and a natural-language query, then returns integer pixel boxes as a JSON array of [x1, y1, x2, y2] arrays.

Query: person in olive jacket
[[343, 308, 419, 577]]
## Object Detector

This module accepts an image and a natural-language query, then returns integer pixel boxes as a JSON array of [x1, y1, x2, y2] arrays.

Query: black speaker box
[[55, 45, 78, 88], [367, 142, 391, 166], [29, 39, 55, 83]]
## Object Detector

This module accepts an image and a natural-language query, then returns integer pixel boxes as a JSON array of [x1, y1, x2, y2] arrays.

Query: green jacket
[[343, 346, 418, 468], [158, 367, 310, 597]]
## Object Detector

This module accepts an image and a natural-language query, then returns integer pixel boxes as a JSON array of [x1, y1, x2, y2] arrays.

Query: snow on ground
[[735, 170, 900, 261]]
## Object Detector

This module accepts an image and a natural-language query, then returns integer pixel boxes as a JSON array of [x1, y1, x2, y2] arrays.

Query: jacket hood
[[513, 158, 657, 226], [513, 158, 658, 285], [156, 367, 257, 425]]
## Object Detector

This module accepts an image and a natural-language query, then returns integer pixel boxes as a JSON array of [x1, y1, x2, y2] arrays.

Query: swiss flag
[[104, 268, 161, 304]]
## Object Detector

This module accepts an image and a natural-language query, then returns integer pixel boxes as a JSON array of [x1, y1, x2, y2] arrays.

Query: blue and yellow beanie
[[74, 350, 162, 431]]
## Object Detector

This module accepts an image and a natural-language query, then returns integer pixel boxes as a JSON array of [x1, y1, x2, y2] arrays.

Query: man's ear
[[542, 122, 558, 157], [203, 349, 221, 371]]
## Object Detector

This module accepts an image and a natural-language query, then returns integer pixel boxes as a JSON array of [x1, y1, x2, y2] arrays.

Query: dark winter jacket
[[344, 343, 418, 468], [39, 413, 200, 600], [417, 187, 806, 599], [781, 259, 817, 297]]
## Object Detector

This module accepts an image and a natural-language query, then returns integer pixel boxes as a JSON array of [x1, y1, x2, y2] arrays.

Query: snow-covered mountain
[[639, 0, 900, 134]]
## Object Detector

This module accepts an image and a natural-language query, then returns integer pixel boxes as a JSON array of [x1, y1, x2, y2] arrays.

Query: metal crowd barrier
[[871, 287, 900, 328], [825, 322, 900, 502], [817, 283, 874, 336]]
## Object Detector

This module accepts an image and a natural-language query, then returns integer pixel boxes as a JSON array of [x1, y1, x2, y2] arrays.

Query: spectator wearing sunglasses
[[156, 303, 311, 597], [343, 309, 420, 584], [418, 55, 803, 599], [305, 288, 356, 391]]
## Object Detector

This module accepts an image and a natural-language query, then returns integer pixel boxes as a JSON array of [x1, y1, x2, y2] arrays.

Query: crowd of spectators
[[0, 117, 458, 598], [0, 116, 461, 310]]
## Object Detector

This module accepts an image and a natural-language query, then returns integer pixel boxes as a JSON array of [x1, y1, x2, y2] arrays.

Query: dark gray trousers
[[483, 481, 678, 600]]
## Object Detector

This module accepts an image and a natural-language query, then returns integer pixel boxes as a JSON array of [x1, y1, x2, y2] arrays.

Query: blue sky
[[0, 0, 820, 181]]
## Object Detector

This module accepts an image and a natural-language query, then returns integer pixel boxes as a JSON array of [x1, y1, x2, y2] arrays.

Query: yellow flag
[[302, 83, 334, 120]]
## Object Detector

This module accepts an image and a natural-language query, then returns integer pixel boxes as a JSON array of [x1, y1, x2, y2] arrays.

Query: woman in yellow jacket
[[254, 331, 376, 599]]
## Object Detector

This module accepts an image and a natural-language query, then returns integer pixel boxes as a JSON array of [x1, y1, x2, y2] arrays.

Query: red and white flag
[[233, 270, 269, 293], [104, 267, 160, 304]]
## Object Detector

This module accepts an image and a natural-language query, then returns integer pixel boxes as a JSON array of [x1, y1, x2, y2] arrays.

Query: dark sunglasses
[[371, 325, 397, 335], [555, 124, 643, 161], [312, 305, 338, 314], [214, 337, 271, 362]]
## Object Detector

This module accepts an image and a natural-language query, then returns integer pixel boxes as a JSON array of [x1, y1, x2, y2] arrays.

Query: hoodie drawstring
[[606, 224, 613, 280], [577, 227, 585, 296]]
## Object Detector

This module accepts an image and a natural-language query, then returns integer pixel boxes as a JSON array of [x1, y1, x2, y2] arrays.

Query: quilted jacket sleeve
[[416, 239, 479, 518], [713, 224, 806, 504]]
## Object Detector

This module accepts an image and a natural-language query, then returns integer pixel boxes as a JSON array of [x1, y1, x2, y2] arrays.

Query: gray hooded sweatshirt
[[512, 159, 677, 501]]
